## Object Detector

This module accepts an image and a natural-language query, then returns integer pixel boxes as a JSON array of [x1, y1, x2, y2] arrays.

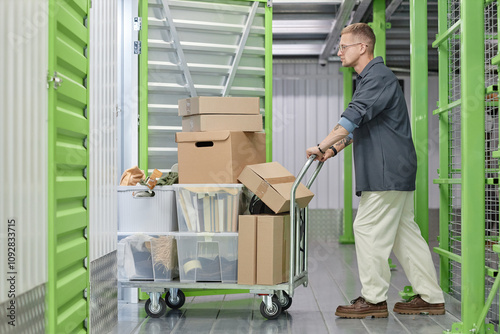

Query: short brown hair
[[341, 23, 376, 54]]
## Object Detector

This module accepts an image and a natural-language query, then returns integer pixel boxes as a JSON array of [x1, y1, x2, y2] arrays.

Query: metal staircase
[[142, 0, 268, 174]]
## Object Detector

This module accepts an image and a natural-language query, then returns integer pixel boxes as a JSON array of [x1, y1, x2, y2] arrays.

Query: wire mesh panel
[[445, 0, 500, 327], [484, 1, 499, 327], [447, 0, 462, 300]]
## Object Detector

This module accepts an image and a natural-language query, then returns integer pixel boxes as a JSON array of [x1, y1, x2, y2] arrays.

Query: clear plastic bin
[[150, 235, 178, 282], [174, 184, 243, 232], [118, 185, 178, 232], [176, 232, 238, 283], [117, 233, 178, 282]]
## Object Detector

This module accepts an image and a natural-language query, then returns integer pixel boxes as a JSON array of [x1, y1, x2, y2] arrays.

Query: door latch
[[47, 71, 63, 90]]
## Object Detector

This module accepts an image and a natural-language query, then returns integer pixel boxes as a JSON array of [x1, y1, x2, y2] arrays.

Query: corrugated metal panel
[[47, 0, 90, 331], [274, 63, 439, 210], [145, 0, 267, 173], [0, 0, 48, 303], [89, 0, 118, 261], [273, 62, 346, 209]]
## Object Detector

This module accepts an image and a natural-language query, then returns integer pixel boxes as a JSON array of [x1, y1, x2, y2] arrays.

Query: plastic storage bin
[[118, 185, 177, 232], [174, 184, 243, 232], [176, 232, 238, 283], [117, 233, 178, 282], [150, 235, 178, 282], [117, 233, 154, 281]]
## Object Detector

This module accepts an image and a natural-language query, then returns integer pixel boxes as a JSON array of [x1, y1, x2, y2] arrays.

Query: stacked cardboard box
[[238, 214, 290, 285], [176, 97, 266, 184], [236, 162, 315, 285], [173, 97, 266, 283]]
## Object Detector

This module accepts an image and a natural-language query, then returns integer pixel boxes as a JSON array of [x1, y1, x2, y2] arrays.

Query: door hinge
[[134, 41, 141, 54], [134, 17, 142, 31], [267, 0, 272, 7], [47, 71, 63, 90]]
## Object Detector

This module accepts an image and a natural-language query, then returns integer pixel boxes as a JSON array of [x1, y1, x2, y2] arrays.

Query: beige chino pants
[[353, 191, 444, 304]]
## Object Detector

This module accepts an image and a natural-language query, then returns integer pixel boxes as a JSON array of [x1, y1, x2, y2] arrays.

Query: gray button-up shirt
[[341, 57, 417, 196]]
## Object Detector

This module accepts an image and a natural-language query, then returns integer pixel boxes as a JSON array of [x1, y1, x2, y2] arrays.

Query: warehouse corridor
[[111, 211, 459, 334]]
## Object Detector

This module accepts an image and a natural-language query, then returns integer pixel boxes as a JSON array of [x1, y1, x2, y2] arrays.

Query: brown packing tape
[[256, 180, 269, 198], [265, 175, 296, 185]]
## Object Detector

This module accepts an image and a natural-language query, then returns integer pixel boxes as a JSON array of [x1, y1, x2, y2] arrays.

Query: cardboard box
[[237, 215, 258, 285], [178, 97, 260, 116], [238, 214, 290, 286], [257, 215, 290, 285], [282, 215, 291, 283], [176, 131, 266, 184], [237, 162, 315, 213], [182, 114, 263, 132]]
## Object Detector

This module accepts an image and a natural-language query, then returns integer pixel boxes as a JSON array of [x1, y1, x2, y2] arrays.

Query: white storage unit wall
[[89, 0, 118, 262], [273, 61, 347, 210], [273, 61, 440, 210], [88, 0, 119, 332], [0, 1, 49, 333]]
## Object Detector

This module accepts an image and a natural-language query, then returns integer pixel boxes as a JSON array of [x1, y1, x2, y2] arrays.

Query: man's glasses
[[338, 43, 365, 52]]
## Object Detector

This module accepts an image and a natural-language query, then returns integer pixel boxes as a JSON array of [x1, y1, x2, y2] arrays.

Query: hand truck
[[120, 155, 324, 320]]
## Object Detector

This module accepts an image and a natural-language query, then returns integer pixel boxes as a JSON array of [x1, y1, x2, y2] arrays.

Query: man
[[306, 23, 445, 318]]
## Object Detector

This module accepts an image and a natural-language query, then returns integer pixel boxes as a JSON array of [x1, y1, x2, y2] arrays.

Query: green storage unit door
[[48, 0, 90, 332]]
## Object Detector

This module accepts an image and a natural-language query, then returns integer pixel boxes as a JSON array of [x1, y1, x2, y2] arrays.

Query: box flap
[[238, 162, 315, 212], [272, 183, 314, 201], [176, 131, 231, 143], [246, 162, 293, 180]]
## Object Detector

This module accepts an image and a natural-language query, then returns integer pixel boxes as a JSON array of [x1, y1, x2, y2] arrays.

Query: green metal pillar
[[339, 67, 354, 244], [461, 0, 485, 331], [372, 0, 386, 62], [434, 0, 451, 294], [139, 0, 149, 173], [265, 2, 273, 162], [410, 0, 429, 242]]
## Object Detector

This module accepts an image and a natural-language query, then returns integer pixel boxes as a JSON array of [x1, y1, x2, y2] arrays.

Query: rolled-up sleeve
[[342, 75, 398, 127], [338, 117, 358, 134]]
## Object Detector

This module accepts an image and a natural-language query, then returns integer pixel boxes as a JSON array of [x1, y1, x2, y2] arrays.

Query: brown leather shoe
[[335, 297, 389, 319], [393, 295, 445, 315]]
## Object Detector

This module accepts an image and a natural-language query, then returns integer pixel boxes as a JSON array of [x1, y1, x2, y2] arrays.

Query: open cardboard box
[[176, 131, 266, 184], [237, 162, 314, 214]]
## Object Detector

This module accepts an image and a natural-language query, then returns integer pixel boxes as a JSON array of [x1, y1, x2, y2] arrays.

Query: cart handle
[[288, 155, 324, 297], [289, 154, 324, 222], [291, 155, 324, 197]]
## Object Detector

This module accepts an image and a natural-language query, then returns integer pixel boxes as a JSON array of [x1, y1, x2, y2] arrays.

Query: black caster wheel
[[278, 292, 292, 311], [145, 297, 167, 318], [165, 290, 186, 309], [260, 296, 282, 320]]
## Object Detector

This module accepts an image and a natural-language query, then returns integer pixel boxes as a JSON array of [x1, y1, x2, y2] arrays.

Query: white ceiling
[[271, 0, 439, 71]]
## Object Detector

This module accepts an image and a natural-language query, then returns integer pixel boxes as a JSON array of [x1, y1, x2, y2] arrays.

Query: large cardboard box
[[237, 214, 290, 286], [257, 215, 290, 285], [182, 114, 263, 132], [178, 97, 260, 116], [237, 215, 258, 285], [237, 162, 315, 213], [176, 131, 266, 184]]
